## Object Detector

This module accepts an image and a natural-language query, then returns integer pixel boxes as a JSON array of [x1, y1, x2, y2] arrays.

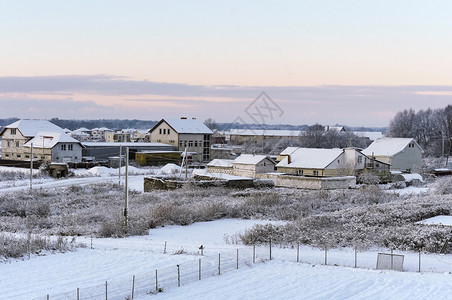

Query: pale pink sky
[[1, 1, 452, 126]]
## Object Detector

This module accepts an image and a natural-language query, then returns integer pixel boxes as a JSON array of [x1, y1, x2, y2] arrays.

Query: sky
[[1, 0, 452, 127]]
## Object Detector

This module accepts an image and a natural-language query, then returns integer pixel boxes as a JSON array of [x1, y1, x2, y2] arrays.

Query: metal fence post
[[253, 245, 255, 264], [46, 294, 49, 300], [354, 247, 357, 268], [199, 259, 202, 280], [269, 237, 272, 260], [324, 246, 328, 265], [77, 287, 79, 300], [177, 265, 180, 287], [418, 249, 421, 272], [218, 254, 221, 275], [391, 249, 394, 270], [297, 243, 300, 263], [155, 269, 158, 292], [105, 281, 108, 300], [132, 275, 135, 299], [236, 249, 239, 269]]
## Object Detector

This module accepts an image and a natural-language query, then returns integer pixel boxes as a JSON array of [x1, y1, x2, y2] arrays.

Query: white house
[[24, 132, 84, 163], [362, 138, 423, 172]]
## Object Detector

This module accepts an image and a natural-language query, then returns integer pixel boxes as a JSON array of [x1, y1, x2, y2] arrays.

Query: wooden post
[[391, 249, 394, 270], [30, 143, 33, 190], [119, 144, 122, 186], [132, 275, 135, 299], [199, 259, 201, 280], [177, 265, 180, 287], [124, 147, 129, 229], [324, 246, 328, 265]]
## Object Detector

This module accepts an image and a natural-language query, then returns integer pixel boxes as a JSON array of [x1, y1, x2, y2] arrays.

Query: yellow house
[[148, 118, 213, 162]]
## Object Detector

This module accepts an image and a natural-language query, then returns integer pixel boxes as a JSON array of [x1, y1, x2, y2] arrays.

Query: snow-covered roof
[[353, 131, 384, 141], [227, 129, 302, 137], [276, 148, 343, 169], [82, 142, 172, 147], [280, 147, 299, 155], [233, 154, 273, 165], [24, 132, 82, 149], [207, 159, 234, 168], [151, 118, 213, 134], [362, 138, 420, 157], [0, 120, 64, 137], [393, 173, 424, 182]]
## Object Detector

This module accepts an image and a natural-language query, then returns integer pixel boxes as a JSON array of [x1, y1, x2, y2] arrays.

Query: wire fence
[[31, 242, 452, 300]]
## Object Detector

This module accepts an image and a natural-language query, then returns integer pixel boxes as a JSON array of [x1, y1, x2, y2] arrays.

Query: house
[[0, 119, 66, 161], [276, 147, 390, 180], [207, 159, 235, 175], [232, 154, 276, 178], [362, 138, 423, 172], [105, 131, 131, 143], [23, 132, 84, 163], [148, 118, 213, 162], [227, 129, 302, 144]]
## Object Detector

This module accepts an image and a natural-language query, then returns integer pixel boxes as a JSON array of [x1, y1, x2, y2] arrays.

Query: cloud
[[1, 75, 452, 126]]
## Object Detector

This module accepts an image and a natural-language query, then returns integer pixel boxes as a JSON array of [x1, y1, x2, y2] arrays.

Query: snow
[[156, 163, 181, 175], [353, 131, 384, 141], [24, 131, 81, 149], [233, 154, 271, 165], [276, 147, 343, 169], [362, 137, 417, 157], [207, 159, 234, 168], [227, 129, 302, 137], [2, 219, 452, 299], [193, 169, 251, 180], [397, 173, 424, 182], [82, 142, 171, 147], [416, 215, 452, 226], [157, 118, 213, 134], [1, 119, 64, 137]]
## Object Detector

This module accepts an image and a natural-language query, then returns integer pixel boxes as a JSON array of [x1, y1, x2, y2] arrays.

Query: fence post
[[155, 269, 158, 292], [132, 275, 135, 299], [163, 241, 167, 254], [297, 243, 300, 263], [390, 249, 394, 270], [324, 246, 328, 265], [218, 253, 221, 275], [236, 249, 239, 269], [354, 247, 357, 268], [177, 265, 180, 287], [199, 259, 202, 280], [269, 237, 272, 260], [253, 245, 255, 264], [105, 281, 108, 300], [46, 295, 49, 300], [77, 287, 79, 300], [418, 249, 421, 272]]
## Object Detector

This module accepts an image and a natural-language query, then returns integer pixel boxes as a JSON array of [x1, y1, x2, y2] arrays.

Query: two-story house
[[148, 118, 213, 162]]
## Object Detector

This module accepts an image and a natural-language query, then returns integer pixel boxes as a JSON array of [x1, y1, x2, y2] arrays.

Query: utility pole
[[30, 143, 33, 190], [185, 148, 188, 180], [119, 144, 122, 185], [124, 147, 129, 229]]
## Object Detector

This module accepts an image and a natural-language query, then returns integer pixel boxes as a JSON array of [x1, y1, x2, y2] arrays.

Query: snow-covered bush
[[432, 176, 452, 195]]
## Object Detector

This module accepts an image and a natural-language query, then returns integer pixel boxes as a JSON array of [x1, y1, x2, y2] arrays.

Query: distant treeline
[[0, 117, 385, 133]]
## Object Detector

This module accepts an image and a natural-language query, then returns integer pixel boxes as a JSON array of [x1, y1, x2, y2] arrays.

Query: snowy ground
[[0, 165, 449, 299]]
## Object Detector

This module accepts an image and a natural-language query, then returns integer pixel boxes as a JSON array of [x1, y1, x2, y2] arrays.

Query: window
[[11, 128, 16, 135], [357, 156, 362, 164], [189, 141, 193, 147], [159, 128, 162, 134], [7, 141, 10, 147], [61, 144, 66, 151], [297, 170, 303, 176], [409, 143, 415, 148], [17, 154, 21, 158], [313, 170, 319, 176], [194, 141, 198, 147], [68, 144, 73, 151], [16, 141, 19, 147], [25, 155, 30, 158], [163, 129, 166, 134], [179, 141, 183, 147], [167, 129, 170, 135]]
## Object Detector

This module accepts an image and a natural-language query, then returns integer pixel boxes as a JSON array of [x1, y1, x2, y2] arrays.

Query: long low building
[[82, 142, 174, 161]]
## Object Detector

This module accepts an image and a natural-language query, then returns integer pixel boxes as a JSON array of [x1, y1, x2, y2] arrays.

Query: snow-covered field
[[1, 165, 451, 299]]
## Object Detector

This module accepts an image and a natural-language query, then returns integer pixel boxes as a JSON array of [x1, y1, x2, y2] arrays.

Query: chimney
[[181, 117, 187, 119], [287, 154, 291, 164], [192, 117, 196, 120]]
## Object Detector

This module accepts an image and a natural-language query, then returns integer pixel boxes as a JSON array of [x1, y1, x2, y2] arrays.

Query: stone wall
[[257, 173, 356, 190]]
